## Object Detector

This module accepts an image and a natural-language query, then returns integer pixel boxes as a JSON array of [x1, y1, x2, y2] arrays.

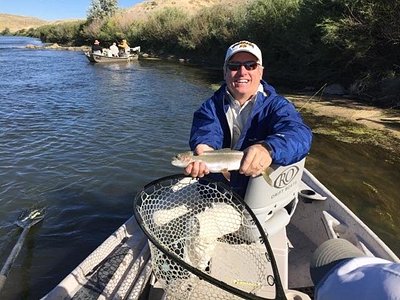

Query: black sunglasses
[[226, 61, 259, 71]]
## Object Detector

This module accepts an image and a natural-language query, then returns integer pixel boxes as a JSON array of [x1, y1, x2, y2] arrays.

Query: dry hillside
[[0, 0, 251, 33], [123, 0, 252, 20], [0, 14, 48, 32]]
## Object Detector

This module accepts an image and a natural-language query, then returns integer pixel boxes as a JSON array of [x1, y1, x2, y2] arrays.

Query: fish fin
[[221, 170, 231, 181], [219, 148, 234, 152], [262, 167, 274, 186], [202, 150, 215, 155], [202, 148, 241, 154], [217, 148, 243, 154]]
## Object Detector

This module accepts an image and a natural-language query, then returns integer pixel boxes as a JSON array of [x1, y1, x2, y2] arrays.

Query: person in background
[[118, 39, 130, 57], [184, 40, 312, 197], [91, 40, 102, 55], [109, 42, 119, 57], [310, 238, 400, 300]]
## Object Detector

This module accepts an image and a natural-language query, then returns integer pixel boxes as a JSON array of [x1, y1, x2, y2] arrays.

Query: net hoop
[[134, 174, 287, 300]]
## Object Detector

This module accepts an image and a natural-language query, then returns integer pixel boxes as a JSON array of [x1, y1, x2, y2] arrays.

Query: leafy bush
[[1, 28, 11, 35], [135, 8, 188, 53], [28, 21, 86, 45]]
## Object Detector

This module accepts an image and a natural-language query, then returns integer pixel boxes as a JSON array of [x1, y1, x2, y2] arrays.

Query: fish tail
[[262, 168, 273, 186]]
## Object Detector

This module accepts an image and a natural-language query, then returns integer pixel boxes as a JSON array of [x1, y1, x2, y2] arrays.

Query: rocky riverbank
[[26, 43, 90, 51]]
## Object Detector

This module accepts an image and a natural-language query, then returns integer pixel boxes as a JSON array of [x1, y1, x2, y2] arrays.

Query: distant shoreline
[[26, 43, 90, 52]]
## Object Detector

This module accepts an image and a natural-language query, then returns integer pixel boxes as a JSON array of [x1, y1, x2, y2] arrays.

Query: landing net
[[134, 174, 286, 300]]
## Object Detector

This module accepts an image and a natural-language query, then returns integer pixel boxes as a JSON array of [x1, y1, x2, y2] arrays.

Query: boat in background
[[43, 163, 400, 300], [85, 46, 141, 63]]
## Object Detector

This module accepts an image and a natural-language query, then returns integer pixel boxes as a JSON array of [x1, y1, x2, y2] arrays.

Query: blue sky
[[0, 0, 143, 21]]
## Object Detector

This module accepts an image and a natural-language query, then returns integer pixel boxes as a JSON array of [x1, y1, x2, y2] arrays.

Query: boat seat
[[263, 207, 290, 236], [244, 159, 306, 238]]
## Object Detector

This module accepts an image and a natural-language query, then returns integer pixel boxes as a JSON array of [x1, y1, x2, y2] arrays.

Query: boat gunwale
[[84, 51, 139, 63]]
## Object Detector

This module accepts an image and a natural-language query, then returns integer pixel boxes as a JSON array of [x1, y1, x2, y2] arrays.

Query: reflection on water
[[0, 37, 399, 299]]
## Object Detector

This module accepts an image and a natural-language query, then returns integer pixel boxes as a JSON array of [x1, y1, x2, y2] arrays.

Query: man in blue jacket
[[185, 40, 312, 196]]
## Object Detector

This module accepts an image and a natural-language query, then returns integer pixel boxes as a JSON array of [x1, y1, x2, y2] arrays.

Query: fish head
[[171, 151, 194, 168]]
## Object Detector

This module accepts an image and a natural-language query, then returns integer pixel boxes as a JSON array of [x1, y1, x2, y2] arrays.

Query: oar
[[0, 208, 45, 293]]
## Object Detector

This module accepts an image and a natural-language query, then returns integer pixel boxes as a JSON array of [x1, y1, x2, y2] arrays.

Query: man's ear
[[259, 66, 264, 77]]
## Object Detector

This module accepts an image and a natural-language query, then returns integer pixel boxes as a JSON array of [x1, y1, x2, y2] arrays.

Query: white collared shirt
[[225, 84, 265, 148]]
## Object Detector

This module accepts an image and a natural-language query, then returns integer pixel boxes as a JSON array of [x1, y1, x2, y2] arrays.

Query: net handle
[[133, 174, 288, 300]]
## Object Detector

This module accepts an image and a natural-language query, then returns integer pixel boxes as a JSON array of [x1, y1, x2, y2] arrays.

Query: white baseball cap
[[224, 40, 263, 66]]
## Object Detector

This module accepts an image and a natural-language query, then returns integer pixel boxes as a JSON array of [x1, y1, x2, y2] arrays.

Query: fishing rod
[[0, 207, 45, 293], [298, 83, 327, 112]]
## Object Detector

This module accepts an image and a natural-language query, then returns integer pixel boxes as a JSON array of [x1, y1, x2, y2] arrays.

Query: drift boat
[[43, 160, 399, 300], [85, 46, 141, 63]]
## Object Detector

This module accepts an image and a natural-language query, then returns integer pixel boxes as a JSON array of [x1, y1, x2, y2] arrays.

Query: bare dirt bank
[[283, 92, 400, 159], [286, 93, 400, 140]]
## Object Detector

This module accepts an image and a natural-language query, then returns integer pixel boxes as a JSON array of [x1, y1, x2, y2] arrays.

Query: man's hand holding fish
[[173, 144, 272, 179], [239, 143, 272, 177], [183, 144, 213, 178]]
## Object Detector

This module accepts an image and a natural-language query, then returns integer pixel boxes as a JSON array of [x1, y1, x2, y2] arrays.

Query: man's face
[[224, 52, 263, 104]]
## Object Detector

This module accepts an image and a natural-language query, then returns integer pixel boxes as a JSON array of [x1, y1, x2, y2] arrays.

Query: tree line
[[9, 0, 400, 107]]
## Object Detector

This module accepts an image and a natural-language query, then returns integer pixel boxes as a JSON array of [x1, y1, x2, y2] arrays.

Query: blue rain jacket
[[189, 80, 312, 196]]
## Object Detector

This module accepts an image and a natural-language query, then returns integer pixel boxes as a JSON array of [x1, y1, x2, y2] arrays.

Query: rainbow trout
[[171, 149, 243, 172], [171, 149, 273, 184]]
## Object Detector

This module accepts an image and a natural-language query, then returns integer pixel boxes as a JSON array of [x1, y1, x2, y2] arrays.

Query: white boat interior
[[43, 160, 399, 300]]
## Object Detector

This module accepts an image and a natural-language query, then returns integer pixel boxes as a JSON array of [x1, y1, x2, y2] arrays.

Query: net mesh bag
[[134, 175, 286, 300]]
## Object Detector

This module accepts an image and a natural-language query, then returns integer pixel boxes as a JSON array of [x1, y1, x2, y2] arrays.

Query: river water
[[0, 36, 399, 299]]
